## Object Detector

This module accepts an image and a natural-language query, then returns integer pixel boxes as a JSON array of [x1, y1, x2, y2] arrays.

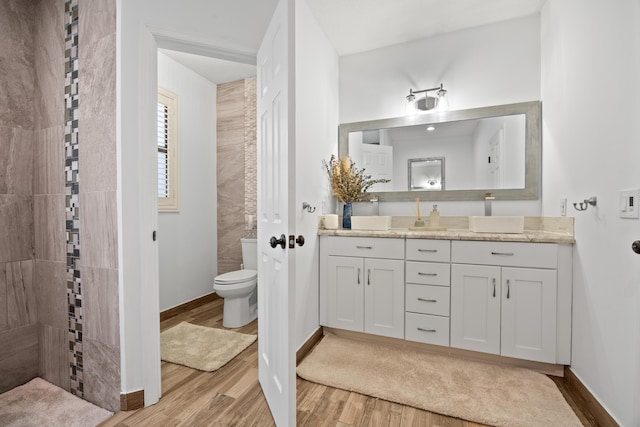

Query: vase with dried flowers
[[323, 155, 390, 229]]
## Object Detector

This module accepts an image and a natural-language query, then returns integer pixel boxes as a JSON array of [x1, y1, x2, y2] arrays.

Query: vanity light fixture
[[406, 83, 448, 114]]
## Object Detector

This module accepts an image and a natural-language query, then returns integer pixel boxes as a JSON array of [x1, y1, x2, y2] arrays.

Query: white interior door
[[256, 0, 296, 425]]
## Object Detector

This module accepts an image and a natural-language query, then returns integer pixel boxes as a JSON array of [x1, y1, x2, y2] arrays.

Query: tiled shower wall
[[217, 78, 257, 274], [0, 0, 120, 412], [0, 0, 37, 395]]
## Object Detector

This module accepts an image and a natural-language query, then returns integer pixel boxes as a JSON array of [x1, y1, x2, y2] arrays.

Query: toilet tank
[[241, 238, 258, 270]]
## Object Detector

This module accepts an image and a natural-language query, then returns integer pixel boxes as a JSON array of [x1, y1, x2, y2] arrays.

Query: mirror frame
[[408, 157, 445, 191], [338, 101, 541, 201]]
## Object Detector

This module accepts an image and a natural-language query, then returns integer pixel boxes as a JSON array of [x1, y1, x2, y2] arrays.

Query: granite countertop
[[317, 216, 576, 244]]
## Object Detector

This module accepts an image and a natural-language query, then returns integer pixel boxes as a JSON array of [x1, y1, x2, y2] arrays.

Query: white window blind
[[157, 87, 180, 211], [157, 101, 169, 198]]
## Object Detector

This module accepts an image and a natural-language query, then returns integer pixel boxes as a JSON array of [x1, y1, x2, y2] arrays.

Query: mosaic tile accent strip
[[244, 78, 257, 239], [64, 0, 83, 398]]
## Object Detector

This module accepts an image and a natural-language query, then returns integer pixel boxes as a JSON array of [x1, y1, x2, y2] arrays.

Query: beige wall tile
[[78, 33, 116, 193], [78, 0, 116, 51], [33, 56, 64, 130], [33, 0, 65, 67], [34, 194, 65, 262], [0, 0, 35, 130], [5, 260, 36, 328], [35, 259, 67, 331], [78, 115, 116, 193], [0, 127, 34, 195], [0, 323, 38, 394], [38, 323, 69, 391], [83, 337, 120, 412], [34, 126, 65, 195], [78, 34, 116, 122], [82, 266, 119, 348], [80, 191, 118, 269], [0, 195, 34, 263]]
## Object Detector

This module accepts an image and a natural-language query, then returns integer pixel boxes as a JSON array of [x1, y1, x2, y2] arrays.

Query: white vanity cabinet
[[320, 234, 573, 366], [404, 239, 451, 347], [450, 241, 560, 364], [320, 236, 405, 339]]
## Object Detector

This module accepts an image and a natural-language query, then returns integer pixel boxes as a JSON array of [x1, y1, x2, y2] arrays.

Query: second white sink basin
[[351, 216, 391, 231], [469, 216, 524, 234]]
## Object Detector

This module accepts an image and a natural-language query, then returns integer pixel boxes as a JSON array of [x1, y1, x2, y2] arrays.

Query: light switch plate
[[619, 189, 640, 218]]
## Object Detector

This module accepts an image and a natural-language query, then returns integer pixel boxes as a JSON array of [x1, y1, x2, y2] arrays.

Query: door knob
[[296, 235, 305, 247], [633, 240, 640, 254], [269, 234, 286, 249]]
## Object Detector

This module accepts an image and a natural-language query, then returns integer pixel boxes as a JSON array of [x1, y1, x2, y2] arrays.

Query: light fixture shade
[[436, 89, 449, 112]]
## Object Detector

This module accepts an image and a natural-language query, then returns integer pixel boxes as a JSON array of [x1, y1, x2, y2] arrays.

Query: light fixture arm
[[408, 83, 445, 98]]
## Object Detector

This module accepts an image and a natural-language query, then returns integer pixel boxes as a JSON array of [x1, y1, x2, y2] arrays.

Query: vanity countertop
[[317, 216, 575, 244]]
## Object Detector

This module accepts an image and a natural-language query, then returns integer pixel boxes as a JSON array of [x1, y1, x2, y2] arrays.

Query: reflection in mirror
[[409, 157, 445, 190], [338, 101, 541, 201]]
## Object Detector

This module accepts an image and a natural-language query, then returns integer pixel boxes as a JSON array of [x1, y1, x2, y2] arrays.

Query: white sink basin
[[469, 216, 524, 234], [351, 216, 391, 231]]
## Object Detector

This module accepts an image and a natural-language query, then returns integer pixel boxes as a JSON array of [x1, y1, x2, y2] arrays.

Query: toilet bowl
[[213, 238, 258, 328]]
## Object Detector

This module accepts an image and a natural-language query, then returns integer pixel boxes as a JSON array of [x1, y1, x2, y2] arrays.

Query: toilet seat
[[214, 269, 257, 285]]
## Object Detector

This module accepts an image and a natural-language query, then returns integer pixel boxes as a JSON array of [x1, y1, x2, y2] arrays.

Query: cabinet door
[[364, 258, 405, 339], [327, 256, 364, 332], [451, 264, 501, 354], [501, 267, 557, 363]]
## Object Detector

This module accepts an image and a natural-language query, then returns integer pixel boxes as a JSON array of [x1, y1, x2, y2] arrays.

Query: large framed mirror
[[338, 101, 541, 201]]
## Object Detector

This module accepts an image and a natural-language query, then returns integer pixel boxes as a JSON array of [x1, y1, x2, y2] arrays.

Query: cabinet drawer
[[405, 312, 450, 347], [406, 239, 451, 262], [406, 262, 450, 286], [324, 236, 404, 259], [406, 284, 450, 316], [451, 241, 557, 269]]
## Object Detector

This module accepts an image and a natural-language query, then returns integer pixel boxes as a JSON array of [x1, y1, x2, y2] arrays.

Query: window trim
[[157, 87, 180, 212]]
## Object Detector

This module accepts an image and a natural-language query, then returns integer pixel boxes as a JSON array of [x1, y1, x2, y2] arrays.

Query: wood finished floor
[[99, 297, 590, 427]]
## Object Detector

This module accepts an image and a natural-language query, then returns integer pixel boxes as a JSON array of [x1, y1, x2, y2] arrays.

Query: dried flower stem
[[323, 155, 390, 204]]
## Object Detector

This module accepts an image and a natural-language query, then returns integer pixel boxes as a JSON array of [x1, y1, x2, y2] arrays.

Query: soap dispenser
[[429, 204, 440, 228]]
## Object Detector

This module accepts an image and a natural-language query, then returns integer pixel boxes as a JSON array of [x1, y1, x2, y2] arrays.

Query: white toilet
[[213, 238, 258, 328]]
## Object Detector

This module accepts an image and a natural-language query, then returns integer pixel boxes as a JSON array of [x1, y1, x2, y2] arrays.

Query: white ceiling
[[162, 0, 545, 84], [159, 49, 257, 85]]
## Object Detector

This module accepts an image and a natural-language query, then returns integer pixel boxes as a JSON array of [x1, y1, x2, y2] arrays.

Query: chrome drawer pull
[[417, 327, 437, 333], [356, 245, 373, 249], [491, 251, 514, 256], [357, 268, 360, 285], [418, 272, 437, 276], [417, 298, 437, 303], [418, 249, 438, 253]]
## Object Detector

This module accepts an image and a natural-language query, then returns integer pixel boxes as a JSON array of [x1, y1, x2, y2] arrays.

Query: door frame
[[120, 24, 258, 406]]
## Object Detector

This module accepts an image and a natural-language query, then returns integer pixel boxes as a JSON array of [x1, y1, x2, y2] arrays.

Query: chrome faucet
[[484, 193, 495, 216]]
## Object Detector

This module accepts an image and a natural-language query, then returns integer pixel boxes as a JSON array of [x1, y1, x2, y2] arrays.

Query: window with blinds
[[157, 87, 180, 211]]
